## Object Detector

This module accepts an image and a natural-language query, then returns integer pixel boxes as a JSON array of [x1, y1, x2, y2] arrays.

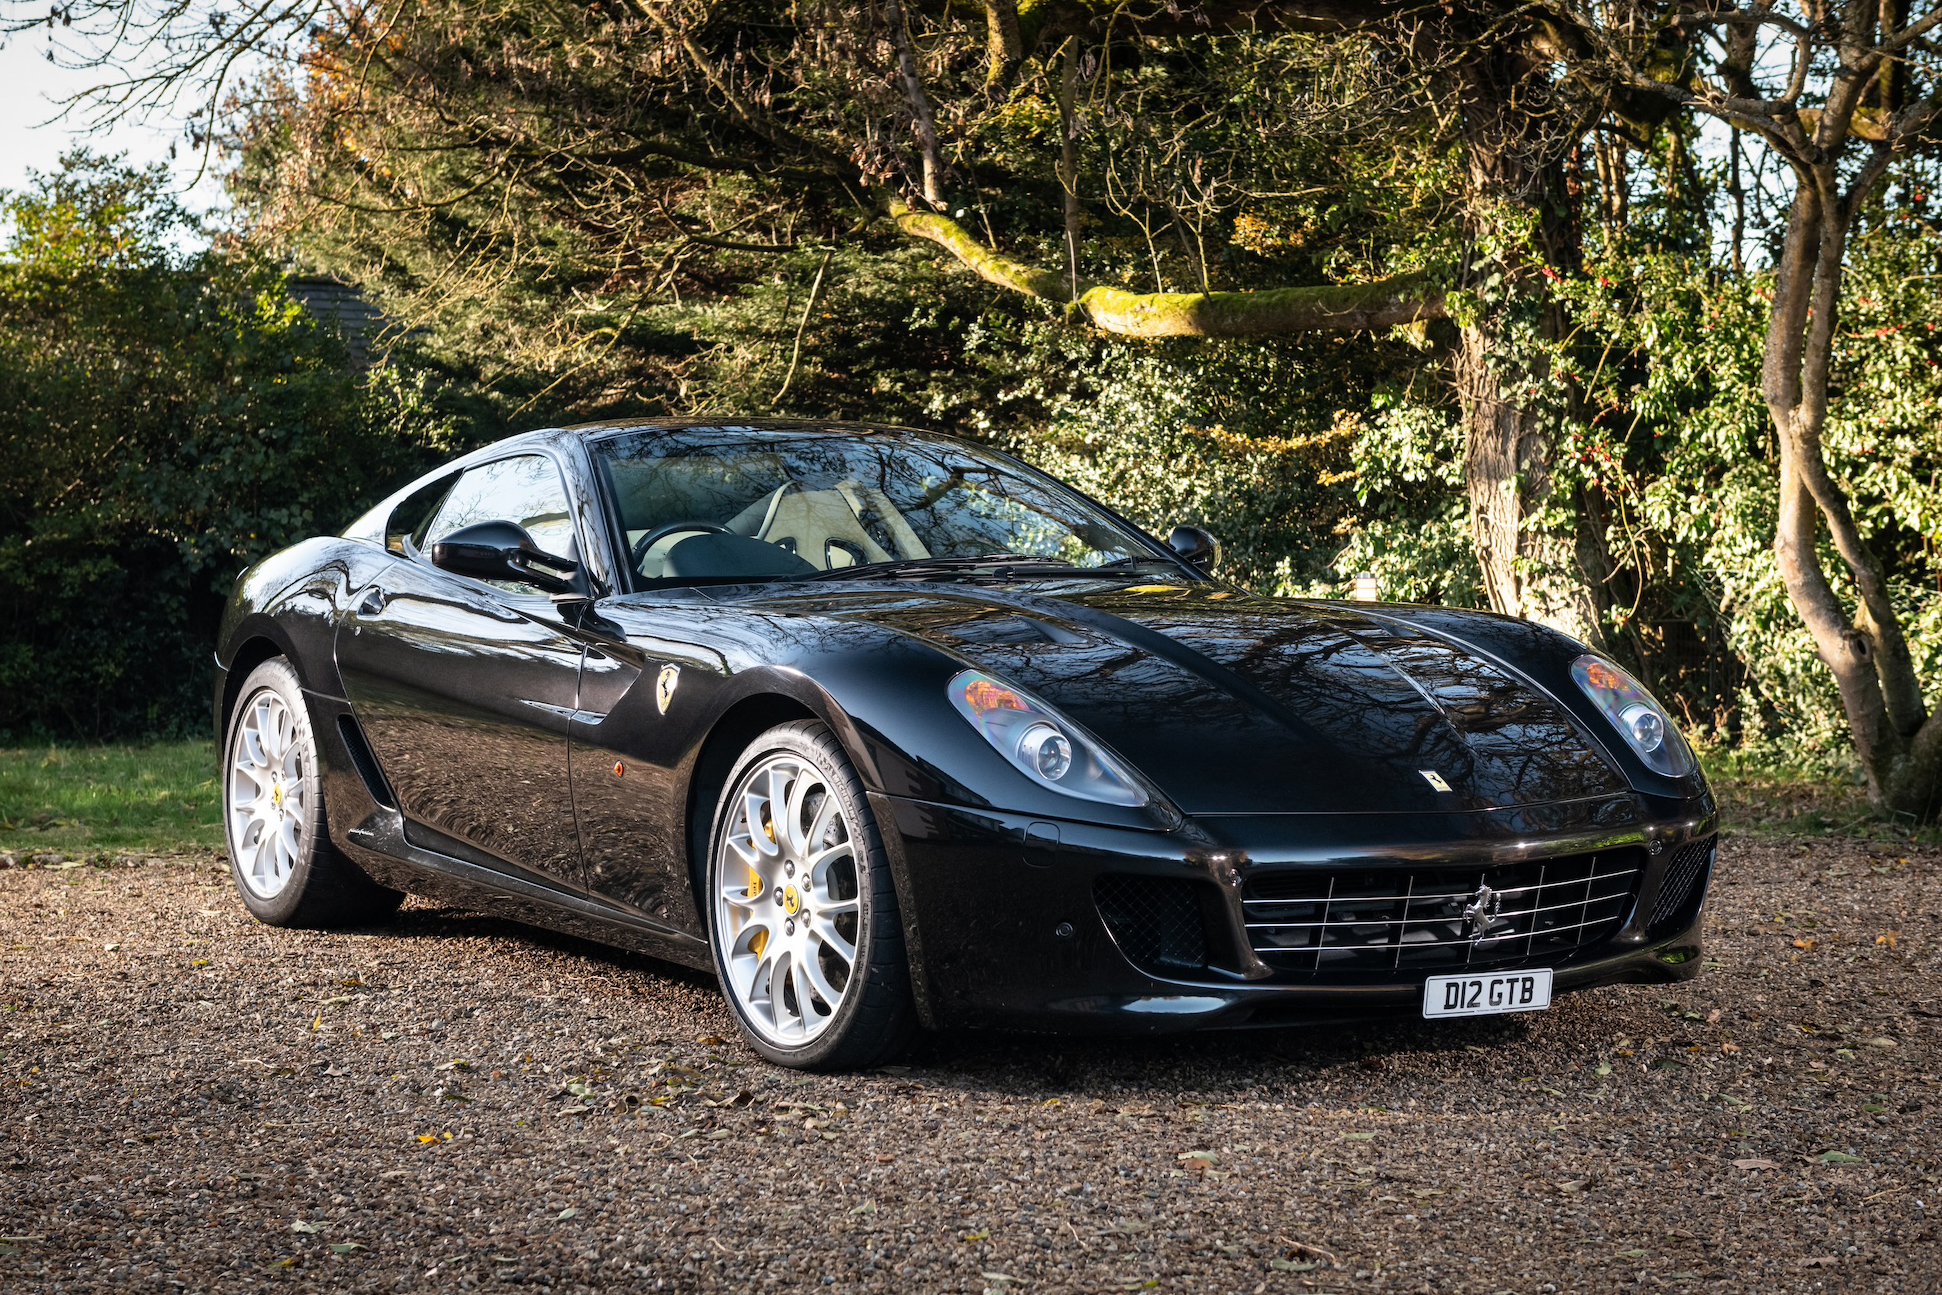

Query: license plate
[[1422, 968, 1553, 1019]]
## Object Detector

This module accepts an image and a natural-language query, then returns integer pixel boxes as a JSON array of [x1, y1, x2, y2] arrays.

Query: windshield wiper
[[799, 553, 1076, 581], [1091, 555, 1186, 572]]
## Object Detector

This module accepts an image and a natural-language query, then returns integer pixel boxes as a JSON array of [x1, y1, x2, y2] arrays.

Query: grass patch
[[0, 741, 221, 856], [1698, 744, 1919, 839]]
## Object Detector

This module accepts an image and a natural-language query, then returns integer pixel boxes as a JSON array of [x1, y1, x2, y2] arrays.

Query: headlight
[[1570, 654, 1695, 776], [947, 670, 1149, 806]]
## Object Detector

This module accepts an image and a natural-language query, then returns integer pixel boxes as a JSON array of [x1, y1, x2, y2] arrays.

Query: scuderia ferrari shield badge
[[655, 665, 680, 714]]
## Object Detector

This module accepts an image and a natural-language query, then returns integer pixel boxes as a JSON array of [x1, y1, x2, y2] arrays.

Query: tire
[[705, 721, 916, 1070], [222, 658, 403, 928]]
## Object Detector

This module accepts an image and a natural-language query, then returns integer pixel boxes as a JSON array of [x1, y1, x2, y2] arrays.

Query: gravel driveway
[[2, 835, 1936, 1294]]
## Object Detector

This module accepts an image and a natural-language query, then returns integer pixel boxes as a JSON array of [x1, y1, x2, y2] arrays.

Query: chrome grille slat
[[1242, 887, 1638, 930], [1242, 849, 1646, 977], [1248, 910, 1625, 949], [1241, 868, 1641, 911]]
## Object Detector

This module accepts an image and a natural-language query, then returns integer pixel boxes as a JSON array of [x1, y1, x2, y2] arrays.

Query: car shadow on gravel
[[900, 1009, 1562, 1098], [374, 897, 1587, 1093], [378, 900, 723, 992]]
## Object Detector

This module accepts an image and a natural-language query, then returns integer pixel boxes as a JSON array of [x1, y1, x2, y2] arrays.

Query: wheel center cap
[[270, 780, 284, 809], [782, 884, 801, 917]]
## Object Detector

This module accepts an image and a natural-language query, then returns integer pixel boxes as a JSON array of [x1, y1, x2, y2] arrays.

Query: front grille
[[1095, 875, 1210, 974], [1648, 836, 1716, 931], [1244, 849, 1644, 978]]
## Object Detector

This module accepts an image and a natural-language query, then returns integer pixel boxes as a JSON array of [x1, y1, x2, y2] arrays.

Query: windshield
[[590, 425, 1170, 586]]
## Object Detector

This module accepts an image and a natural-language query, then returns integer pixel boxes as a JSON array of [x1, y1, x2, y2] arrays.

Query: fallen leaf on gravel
[[416, 1133, 437, 1143], [1798, 1256, 1838, 1267], [1616, 1249, 1647, 1259], [1733, 1158, 1782, 1170], [1816, 1151, 1866, 1164], [1876, 932, 1899, 948], [849, 1200, 876, 1215], [1865, 1037, 1898, 1048], [1793, 938, 1816, 950], [1115, 1219, 1151, 1234], [556, 1207, 578, 1220], [1595, 1062, 1612, 1076], [1341, 1132, 1375, 1141], [1269, 1258, 1318, 1272], [558, 1104, 591, 1116], [290, 1221, 325, 1234], [961, 1229, 989, 1240], [329, 1243, 364, 1254], [434, 1058, 471, 1072], [696, 1035, 723, 1045]]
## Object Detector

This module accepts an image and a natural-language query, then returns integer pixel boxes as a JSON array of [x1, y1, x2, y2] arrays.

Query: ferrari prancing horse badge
[[655, 665, 680, 714]]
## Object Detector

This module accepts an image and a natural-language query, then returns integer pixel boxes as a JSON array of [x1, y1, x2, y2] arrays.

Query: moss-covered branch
[[889, 200, 1445, 338]]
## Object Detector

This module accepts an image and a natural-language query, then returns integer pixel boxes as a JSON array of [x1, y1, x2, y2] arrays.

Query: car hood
[[735, 578, 1628, 816]]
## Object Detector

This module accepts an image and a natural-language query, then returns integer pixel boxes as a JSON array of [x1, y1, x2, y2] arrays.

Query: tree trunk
[[1448, 43, 1610, 645], [1763, 165, 1942, 815]]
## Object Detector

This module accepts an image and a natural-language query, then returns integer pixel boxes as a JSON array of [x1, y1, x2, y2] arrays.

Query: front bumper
[[872, 789, 1716, 1034]]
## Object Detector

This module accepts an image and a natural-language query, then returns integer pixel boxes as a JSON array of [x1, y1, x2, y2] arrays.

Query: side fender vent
[[336, 714, 397, 809]]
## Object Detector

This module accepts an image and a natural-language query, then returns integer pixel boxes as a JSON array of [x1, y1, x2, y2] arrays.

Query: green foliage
[[980, 320, 1452, 597], [0, 740, 221, 855], [0, 153, 456, 738], [1557, 209, 1942, 753]]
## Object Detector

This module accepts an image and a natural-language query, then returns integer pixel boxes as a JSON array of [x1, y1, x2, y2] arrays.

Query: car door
[[336, 452, 588, 891]]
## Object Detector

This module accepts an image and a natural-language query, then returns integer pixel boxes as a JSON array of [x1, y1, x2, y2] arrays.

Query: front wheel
[[706, 721, 915, 1069], [222, 658, 402, 928]]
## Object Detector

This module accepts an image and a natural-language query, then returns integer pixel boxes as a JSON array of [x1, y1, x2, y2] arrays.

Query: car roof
[[559, 417, 948, 441]]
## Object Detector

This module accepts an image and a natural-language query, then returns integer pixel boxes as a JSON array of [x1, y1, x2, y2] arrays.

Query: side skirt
[[341, 808, 715, 973]]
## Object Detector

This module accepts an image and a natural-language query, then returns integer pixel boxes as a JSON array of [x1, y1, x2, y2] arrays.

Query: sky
[[0, 26, 231, 228]]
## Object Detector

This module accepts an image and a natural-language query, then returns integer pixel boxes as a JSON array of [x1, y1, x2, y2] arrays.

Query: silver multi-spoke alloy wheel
[[227, 687, 307, 899], [714, 753, 863, 1047]]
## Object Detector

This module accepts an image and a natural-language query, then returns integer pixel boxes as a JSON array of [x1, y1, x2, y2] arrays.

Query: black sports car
[[215, 418, 1716, 1069]]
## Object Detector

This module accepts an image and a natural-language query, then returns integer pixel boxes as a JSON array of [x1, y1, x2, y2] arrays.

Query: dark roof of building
[[285, 275, 390, 369]]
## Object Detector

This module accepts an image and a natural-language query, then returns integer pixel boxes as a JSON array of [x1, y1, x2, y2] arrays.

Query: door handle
[[357, 588, 388, 616]]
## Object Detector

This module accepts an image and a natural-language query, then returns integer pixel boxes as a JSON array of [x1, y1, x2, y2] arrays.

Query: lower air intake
[[1094, 875, 1209, 975], [1648, 836, 1716, 932]]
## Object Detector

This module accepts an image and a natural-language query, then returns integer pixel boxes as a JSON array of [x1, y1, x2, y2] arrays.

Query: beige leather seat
[[753, 486, 895, 570]]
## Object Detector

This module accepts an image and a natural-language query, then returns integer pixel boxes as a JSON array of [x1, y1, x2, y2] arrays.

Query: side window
[[387, 474, 457, 555], [422, 455, 578, 559]]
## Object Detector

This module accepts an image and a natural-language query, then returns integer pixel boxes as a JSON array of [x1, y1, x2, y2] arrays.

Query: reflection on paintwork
[[728, 580, 1623, 815], [336, 556, 583, 886]]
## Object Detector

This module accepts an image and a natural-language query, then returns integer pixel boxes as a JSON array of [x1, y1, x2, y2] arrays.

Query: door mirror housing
[[430, 520, 580, 595], [1165, 524, 1220, 575]]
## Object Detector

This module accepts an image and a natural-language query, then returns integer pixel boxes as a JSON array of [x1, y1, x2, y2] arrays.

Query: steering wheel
[[631, 521, 732, 575]]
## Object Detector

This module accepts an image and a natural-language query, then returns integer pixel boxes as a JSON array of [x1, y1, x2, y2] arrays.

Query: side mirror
[[430, 520, 579, 595], [1166, 524, 1220, 575]]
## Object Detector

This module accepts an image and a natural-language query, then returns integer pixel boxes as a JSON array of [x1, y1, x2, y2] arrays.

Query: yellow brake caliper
[[746, 805, 777, 957]]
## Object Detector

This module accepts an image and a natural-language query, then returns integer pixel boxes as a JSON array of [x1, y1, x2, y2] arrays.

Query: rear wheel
[[223, 658, 402, 928], [706, 721, 915, 1069]]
